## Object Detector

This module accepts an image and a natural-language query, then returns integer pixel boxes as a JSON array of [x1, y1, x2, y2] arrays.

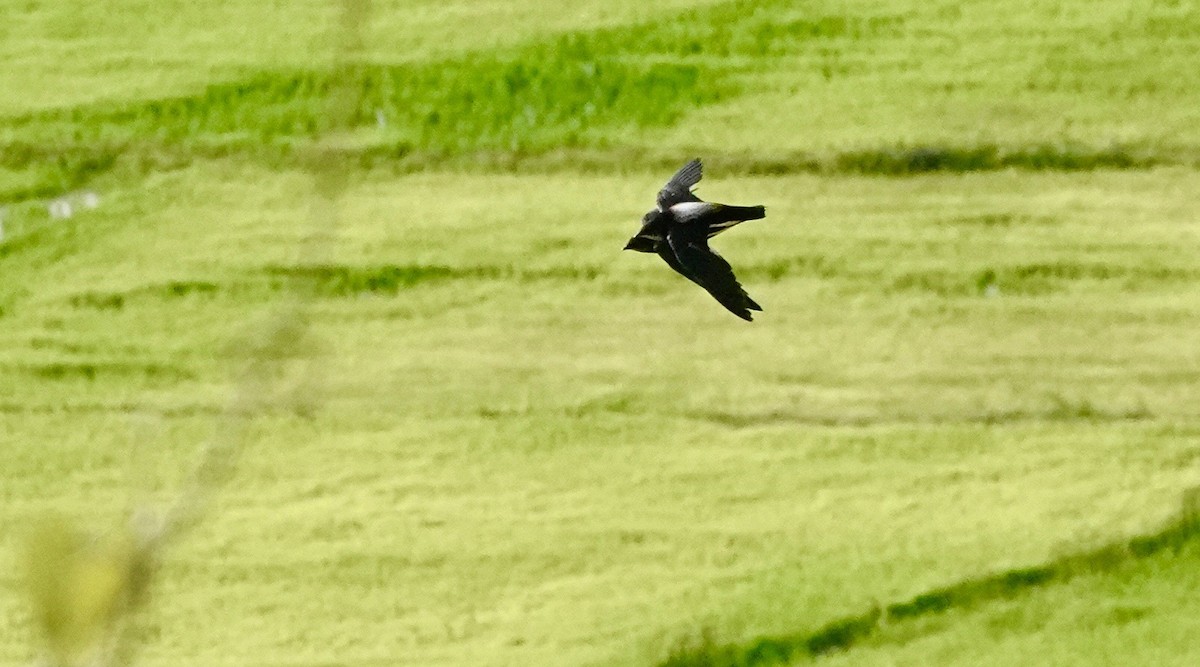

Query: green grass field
[[3, 1, 1200, 666]]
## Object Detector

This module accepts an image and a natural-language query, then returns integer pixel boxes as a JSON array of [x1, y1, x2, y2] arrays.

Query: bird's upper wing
[[656, 158, 703, 210], [667, 226, 760, 321]]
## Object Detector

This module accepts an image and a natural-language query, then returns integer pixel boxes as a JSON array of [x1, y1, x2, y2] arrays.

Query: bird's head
[[624, 210, 664, 252]]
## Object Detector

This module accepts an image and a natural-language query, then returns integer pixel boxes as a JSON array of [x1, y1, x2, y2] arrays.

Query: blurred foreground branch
[[21, 1, 370, 665]]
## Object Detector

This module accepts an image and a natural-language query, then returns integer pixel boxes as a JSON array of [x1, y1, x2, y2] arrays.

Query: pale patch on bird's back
[[669, 201, 718, 221]]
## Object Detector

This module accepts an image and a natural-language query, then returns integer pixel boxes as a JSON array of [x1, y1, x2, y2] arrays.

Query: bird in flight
[[623, 158, 766, 321]]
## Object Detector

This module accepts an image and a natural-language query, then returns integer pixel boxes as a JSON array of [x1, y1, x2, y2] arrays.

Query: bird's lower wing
[[655, 243, 705, 288], [667, 228, 759, 321]]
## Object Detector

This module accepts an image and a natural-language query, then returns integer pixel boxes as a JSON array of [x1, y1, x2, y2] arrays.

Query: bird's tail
[[721, 204, 766, 221], [706, 205, 766, 237]]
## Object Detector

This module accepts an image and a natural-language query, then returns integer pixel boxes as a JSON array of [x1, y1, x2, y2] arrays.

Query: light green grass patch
[[12, 0, 1200, 189], [0, 0, 727, 114], [657, 0, 1200, 160], [6, 0, 1200, 663], [3, 163, 1200, 665]]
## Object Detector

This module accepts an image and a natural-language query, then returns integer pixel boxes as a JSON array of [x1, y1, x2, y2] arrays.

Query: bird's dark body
[[623, 159, 766, 321]]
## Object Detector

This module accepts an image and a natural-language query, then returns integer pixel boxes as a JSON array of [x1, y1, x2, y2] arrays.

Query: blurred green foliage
[[24, 515, 156, 667]]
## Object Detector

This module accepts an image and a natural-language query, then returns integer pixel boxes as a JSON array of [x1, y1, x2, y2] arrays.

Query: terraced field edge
[[658, 491, 1200, 666]]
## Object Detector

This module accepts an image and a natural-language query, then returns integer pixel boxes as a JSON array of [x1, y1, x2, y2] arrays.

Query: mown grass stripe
[[0, 0, 901, 201], [9, 361, 194, 382], [264, 263, 605, 295], [7, 139, 1198, 207], [57, 265, 607, 313], [5, 0, 1200, 205], [660, 500, 1200, 666]]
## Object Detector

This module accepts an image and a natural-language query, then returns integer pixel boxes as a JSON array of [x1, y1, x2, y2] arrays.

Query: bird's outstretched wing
[[656, 158, 703, 210], [654, 241, 705, 288], [667, 226, 760, 321]]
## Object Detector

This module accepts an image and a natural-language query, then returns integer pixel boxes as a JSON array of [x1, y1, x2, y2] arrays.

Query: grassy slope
[[4, 0, 1200, 665], [0, 0, 727, 113], [3, 164, 1200, 665], [813, 537, 1200, 667], [4, 0, 1200, 193], [668, 0, 1200, 156]]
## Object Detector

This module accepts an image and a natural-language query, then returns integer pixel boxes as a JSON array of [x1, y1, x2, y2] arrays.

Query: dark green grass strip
[[0, 144, 120, 202], [886, 262, 1200, 298], [0, 401, 223, 416], [59, 264, 605, 313], [55, 249, 1197, 316], [264, 263, 604, 295], [6, 139, 1193, 207], [68, 281, 221, 310], [659, 498, 1200, 666], [9, 361, 193, 382], [2, 57, 718, 154], [829, 144, 1160, 174], [685, 402, 1155, 429], [340, 141, 1194, 176]]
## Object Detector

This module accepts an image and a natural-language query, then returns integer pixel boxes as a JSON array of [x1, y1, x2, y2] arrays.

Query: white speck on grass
[[81, 191, 100, 209], [375, 109, 387, 128], [49, 199, 73, 219], [984, 283, 1001, 298]]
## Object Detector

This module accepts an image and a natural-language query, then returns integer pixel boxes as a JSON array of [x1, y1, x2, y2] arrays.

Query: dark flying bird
[[623, 158, 766, 321]]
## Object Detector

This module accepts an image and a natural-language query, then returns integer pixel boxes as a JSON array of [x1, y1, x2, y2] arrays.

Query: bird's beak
[[624, 236, 655, 252]]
